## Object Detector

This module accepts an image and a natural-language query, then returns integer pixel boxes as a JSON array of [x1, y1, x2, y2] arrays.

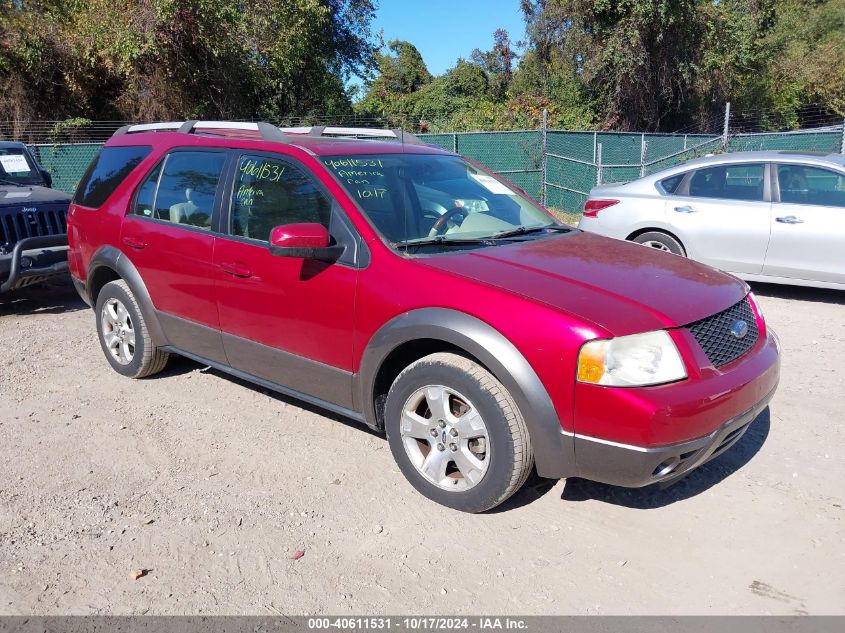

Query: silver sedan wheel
[[100, 298, 136, 365], [400, 385, 490, 492], [640, 240, 671, 252]]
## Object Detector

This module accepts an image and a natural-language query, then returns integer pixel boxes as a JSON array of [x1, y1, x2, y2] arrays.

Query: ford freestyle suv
[[67, 121, 781, 512], [0, 141, 70, 293]]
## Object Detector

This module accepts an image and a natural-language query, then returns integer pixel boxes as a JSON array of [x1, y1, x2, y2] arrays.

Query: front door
[[666, 162, 771, 274], [120, 149, 228, 362], [213, 152, 358, 410], [764, 163, 845, 284]]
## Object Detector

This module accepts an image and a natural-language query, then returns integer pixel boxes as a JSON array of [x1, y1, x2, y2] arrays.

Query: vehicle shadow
[[0, 279, 86, 316], [559, 407, 771, 509], [150, 355, 384, 438], [749, 281, 845, 305]]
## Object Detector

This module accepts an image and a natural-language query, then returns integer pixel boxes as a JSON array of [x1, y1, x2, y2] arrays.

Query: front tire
[[95, 279, 169, 378], [631, 231, 686, 256], [385, 352, 533, 513]]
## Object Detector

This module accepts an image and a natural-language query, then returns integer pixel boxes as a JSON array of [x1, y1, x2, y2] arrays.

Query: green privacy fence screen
[[25, 126, 844, 214], [425, 126, 843, 213], [28, 143, 102, 195]]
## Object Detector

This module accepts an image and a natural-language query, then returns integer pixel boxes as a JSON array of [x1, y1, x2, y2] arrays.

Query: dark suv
[[0, 141, 70, 293], [67, 122, 780, 512]]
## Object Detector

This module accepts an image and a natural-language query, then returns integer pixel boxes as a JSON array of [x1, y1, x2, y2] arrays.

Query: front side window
[[73, 145, 152, 208], [322, 154, 554, 244], [133, 151, 225, 230], [229, 155, 331, 242], [777, 164, 845, 207], [0, 147, 43, 186], [688, 163, 765, 202]]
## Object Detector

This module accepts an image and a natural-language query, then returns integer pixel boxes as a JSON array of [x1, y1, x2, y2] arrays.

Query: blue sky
[[360, 0, 526, 78]]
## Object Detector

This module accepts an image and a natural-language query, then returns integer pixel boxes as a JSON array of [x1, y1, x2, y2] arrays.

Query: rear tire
[[385, 352, 533, 513], [631, 231, 686, 256], [95, 279, 169, 378]]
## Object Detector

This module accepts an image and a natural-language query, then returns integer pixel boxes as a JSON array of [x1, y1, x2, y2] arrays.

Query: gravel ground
[[0, 279, 843, 615]]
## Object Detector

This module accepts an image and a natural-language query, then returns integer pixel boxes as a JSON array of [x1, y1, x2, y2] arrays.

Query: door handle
[[776, 215, 804, 224], [674, 205, 695, 213], [219, 262, 252, 278], [122, 236, 146, 250]]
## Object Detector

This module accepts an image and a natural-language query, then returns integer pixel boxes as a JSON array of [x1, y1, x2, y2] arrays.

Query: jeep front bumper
[[0, 234, 69, 293]]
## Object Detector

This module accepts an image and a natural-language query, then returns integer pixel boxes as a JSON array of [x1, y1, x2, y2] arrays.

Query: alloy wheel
[[399, 385, 490, 491], [100, 298, 136, 365]]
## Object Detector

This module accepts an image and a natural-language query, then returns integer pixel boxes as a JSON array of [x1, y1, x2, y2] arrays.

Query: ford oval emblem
[[730, 320, 748, 339]]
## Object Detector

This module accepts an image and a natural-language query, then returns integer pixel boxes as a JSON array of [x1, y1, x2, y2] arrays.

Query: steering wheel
[[428, 207, 467, 237]]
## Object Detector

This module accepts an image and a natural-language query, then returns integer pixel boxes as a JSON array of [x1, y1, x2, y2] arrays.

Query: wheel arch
[[626, 226, 687, 255], [357, 308, 575, 479], [86, 246, 168, 346]]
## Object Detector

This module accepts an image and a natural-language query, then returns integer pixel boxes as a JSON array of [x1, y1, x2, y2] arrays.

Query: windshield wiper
[[0, 177, 23, 187], [490, 224, 572, 240], [398, 235, 496, 249]]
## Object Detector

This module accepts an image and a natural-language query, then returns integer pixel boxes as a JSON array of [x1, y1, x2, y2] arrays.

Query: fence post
[[640, 133, 647, 177], [683, 134, 688, 150], [596, 143, 603, 186], [541, 108, 548, 206], [840, 116, 845, 155], [593, 132, 598, 162], [452, 133, 457, 153], [722, 102, 731, 149]]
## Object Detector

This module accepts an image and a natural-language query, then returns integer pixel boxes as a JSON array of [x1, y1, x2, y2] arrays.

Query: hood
[[0, 185, 71, 206], [419, 231, 748, 336]]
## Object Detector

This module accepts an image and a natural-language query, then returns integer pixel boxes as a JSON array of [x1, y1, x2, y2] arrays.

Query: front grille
[[687, 297, 759, 367], [0, 207, 67, 250]]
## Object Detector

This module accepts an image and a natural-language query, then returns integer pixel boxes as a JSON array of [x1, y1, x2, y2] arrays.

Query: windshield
[[322, 153, 555, 246], [0, 147, 44, 186]]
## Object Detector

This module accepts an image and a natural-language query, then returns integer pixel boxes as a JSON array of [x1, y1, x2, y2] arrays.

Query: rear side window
[[688, 164, 765, 201], [73, 146, 152, 208], [133, 151, 226, 230], [777, 164, 845, 207]]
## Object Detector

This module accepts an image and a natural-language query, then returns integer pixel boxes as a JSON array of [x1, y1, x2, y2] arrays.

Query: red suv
[[67, 122, 780, 512]]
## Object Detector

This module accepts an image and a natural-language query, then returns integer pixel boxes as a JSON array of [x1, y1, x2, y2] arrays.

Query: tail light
[[583, 199, 620, 218]]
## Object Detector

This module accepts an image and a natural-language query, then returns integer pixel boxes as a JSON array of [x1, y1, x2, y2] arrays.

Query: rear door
[[120, 148, 229, 362], [665, 162, 771, 274], [763, 163, 845, 284]]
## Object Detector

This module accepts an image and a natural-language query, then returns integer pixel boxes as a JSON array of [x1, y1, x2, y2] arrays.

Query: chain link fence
[[4, 112, 844, 215]]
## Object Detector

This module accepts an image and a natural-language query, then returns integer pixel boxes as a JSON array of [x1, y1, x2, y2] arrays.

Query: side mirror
[[41, 169, 53, 188], [268, 223, 345, 260]]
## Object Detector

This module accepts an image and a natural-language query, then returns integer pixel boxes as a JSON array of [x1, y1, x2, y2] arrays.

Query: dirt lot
[[1, 279, 843, 615]]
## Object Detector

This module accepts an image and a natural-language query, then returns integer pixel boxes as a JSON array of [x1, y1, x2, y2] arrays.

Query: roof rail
[[112, 120, 286, 142], [112, 121, 423, 145], [279, 126, 424, 145]]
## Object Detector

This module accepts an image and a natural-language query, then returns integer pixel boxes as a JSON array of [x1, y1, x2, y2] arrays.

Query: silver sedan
[[577, 150, 845, 290]]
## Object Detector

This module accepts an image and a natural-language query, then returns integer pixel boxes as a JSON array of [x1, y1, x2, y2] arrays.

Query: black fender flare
[[357, 308, 575, 479], [86, 246, 169, 347]]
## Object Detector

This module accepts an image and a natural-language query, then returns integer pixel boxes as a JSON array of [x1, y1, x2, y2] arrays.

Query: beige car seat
[[169, 188, 199, 223]]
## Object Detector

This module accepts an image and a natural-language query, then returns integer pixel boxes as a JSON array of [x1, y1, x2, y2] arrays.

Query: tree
[[520, 0, 705, 131], [0, 0, 377, 122], [471, 28, 517, 98]]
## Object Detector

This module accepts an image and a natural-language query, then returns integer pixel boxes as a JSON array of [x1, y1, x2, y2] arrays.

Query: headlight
[[577, 330, 687, 387]]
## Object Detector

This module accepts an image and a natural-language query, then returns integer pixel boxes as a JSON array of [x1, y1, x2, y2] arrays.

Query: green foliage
[[355, 0, 842, 133], [2, 0, 842, 131], [0, 0, 376, 121]]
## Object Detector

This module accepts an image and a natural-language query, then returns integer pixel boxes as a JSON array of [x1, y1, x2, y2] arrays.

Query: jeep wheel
[[95, 279, 169, 378], [385, 352, 533, 513]]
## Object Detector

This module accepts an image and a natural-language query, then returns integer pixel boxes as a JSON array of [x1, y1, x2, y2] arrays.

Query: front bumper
[[0, 235, 69, 293], [570, 328, 780, 487], [570, 387, 774, 487]]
